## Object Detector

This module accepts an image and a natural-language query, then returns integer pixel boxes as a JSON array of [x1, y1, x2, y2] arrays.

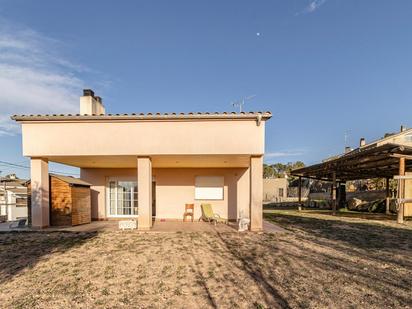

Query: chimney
[[80, 89, 105, 115], [344, 146, 352, 153], [400, 125, 406, 132], [360, 138, 366, 147]]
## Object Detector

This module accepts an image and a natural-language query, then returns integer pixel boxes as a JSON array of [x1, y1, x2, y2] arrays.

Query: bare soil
[[0, 211, 411, 309]]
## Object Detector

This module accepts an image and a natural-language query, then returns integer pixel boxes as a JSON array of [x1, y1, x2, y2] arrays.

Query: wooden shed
[[27, 174, 92, 226]]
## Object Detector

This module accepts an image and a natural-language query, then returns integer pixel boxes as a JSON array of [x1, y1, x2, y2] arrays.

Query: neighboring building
[[263, 178, 288, 202], [12, 89, 271, 230], [0, 174, 28, 221]]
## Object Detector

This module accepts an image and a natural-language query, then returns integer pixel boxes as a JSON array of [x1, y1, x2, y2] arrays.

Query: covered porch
[[29, 154, 264, 231]]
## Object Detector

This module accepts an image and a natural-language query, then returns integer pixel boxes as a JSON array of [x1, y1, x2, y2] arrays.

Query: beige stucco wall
[[80, 167, 250, 221], [263, 178, 288, 202], [21, 119, 265, 157]]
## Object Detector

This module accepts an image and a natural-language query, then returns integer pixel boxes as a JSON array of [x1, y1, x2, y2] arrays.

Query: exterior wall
[[263, 178, 288, 202], [309, 190, 387, 202], [404, 172, 412, 217], [375, 130, 412, 147], [80, 167, 250, 221], [8, 204, 27, 221], [80, 168, 137, 220], [155, 168, 249, 221], [0, 191, 28, 221], [21, 120, 265, 157]]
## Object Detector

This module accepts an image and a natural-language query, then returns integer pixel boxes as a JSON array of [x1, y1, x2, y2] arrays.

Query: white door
[[107, 180, 138, 217]]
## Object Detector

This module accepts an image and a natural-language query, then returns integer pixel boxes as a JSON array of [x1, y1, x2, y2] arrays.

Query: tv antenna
[[344, 130, 350, 147], [231, 95, 256, 113]]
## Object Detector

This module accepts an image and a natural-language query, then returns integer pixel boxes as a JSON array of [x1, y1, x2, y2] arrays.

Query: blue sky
[[1, 0, 412, 178]]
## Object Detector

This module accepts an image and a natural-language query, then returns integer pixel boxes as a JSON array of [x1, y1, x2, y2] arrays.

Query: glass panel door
[[108, 181, 138, 216]]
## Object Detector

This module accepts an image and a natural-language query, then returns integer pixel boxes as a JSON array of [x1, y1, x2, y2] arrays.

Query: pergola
[[291, 143, 412, 223]]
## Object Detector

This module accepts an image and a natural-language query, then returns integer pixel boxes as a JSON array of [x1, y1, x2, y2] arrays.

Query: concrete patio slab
[[0, 220, 239, 233], [1, 219, 287, 233]]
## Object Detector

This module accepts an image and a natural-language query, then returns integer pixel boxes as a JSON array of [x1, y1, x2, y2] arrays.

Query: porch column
[[30, 158, 49, 228], [137, 157, 152, 230], [250, 156, 263, 231]]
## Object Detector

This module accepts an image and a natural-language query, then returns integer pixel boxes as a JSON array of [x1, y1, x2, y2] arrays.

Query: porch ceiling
[[46, 155, 251, 168]]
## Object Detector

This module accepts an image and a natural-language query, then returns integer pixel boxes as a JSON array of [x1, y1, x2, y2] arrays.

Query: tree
[[263, 161, 306, 179]]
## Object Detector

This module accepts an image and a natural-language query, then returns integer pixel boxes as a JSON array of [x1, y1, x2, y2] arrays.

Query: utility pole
[[0, 171, 6, 219]]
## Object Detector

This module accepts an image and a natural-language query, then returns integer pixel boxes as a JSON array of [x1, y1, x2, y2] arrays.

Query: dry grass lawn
[[0, 211, 411, 309]]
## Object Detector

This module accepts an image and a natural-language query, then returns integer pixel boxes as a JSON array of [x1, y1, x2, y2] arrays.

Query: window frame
[[194, 176, 224, 201], [106, 177, 139, 218]]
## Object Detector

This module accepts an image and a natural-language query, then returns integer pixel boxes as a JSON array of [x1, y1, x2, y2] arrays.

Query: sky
[[0, 0, 412, 178]]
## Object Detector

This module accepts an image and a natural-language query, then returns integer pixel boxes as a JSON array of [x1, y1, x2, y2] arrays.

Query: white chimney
[[80, 89, 105, 115], [344, 146, 352, 153], [360, 137, 366, 147]]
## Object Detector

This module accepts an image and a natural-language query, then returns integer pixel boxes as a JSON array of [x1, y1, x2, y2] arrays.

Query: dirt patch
[[0, 213, 411, 308]]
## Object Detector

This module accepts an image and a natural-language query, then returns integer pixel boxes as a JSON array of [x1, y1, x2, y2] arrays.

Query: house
[[27, 174, 91, 226], [263, 178, 288, 202], [12, 89, 271, 230], [0, 174, 28, 221]]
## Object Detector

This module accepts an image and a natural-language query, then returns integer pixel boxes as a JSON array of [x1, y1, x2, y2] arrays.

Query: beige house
[[12, 90, 271, 230], [263, 178, 288, 202], [0, 176, 28, 222]]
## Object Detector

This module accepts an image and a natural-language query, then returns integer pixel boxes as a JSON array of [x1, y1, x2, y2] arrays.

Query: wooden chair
[[183, 203, 194, 222]]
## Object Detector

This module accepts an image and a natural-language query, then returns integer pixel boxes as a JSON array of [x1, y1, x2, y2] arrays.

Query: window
[[108, 181, 138, 216], [278, 188, 284, 198], [195, 176, 224, 200]]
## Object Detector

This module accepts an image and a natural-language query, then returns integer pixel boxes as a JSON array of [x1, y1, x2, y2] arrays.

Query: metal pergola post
[[331, 172, 337, 215], [385, 177, 391, 215], [298, 176, 302, 211]]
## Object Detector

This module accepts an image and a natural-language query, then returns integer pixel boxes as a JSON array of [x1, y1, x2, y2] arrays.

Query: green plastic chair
[[200, 204, 227, 225]]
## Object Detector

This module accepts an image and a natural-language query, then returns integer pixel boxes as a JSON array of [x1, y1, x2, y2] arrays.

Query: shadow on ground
[[264, 212, 412, 250], [0, 217, 411, 308], [0, 231, 98, 284]]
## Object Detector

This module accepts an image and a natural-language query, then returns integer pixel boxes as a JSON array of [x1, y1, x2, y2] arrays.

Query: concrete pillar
[[137, 157, 152, 230], [30, 158, 49, 228], [250, 156, 263, 231]]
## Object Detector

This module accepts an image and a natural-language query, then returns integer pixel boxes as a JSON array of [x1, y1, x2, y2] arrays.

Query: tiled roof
[[50, 174, 91, 186], [11, 111, 272, 121], [25, 174, 91, 186]]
